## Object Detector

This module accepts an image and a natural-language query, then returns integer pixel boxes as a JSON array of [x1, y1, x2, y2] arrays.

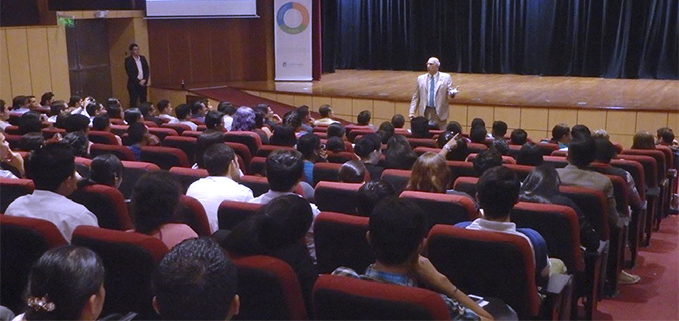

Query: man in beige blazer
[[409, 57, 459, 129]]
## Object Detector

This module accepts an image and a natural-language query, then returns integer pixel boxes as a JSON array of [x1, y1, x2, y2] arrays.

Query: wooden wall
[[147, 0, 274, 88]]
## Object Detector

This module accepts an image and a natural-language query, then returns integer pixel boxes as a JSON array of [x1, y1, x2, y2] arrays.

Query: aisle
[[595, 215, 679, 320]]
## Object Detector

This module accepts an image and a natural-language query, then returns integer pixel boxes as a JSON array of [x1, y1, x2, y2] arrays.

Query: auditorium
[[0, 0, 677, 320]]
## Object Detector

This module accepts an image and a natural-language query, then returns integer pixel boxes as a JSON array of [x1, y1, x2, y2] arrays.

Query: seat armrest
[[543, 274, 574, 320], [546, 274, 573, 295], [668, 169, 677, 179], [647, 187, 661, 197]]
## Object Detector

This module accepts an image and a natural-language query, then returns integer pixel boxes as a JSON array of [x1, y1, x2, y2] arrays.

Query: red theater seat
[[0, 178, 35, 213], [314, 181, 363, 215], [380, 169, 411, 194], [163, 136, 197, 164], [399, 190, 479, 229], [255, 145, 294, 158], [224, 131, 262, 155], [140, 146, 190, 170], [326, 151, 358, 163], [69, 184, 133, 231], [88, 131, 120, 145], [226, 142, 253, 169], [90, 144, 136, 161], [119, 161, 161, 199], [169, 167, 208, 191], [218, 200, 264, 231], [148, 127, 179, 142], [313, 212, 372, 274], [312, 162, 342, 186], [161, 123, 192, 135], [452, 176, 479, 198], [178, 195, 211, 236]]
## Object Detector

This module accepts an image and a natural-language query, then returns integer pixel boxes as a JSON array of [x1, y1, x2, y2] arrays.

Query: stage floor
[[217, 70, 679, 112]]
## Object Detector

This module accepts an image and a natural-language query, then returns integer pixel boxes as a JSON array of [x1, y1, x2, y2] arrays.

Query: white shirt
[[0, 169, 17, 179], [0, 120, 10, 131], [186, 176, 254, 233], [179, 120, 198, 131], [134, 56, 144, 80], [223, 115, 233, 131], [248, 190, 320, 261], [5, 190, 98, 242], [158, 114, 180, 124]]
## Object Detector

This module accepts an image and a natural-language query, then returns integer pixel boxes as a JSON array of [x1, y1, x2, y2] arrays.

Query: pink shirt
[[149, 223, 198, 249]]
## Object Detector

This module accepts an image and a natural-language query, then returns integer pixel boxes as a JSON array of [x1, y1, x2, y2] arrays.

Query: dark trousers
[[127, 81, 147, 108]]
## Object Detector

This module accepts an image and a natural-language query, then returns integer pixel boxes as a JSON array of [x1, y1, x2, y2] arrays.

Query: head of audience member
[[63, 132, 89, 157], [326, 136, 346, 152], [377, 121, 395, 144], [253, 109, 266, 130], [40, 92, 55, 107], [474, 148, 503, 175], [571, 124, 591, 140], [49, 101, 66, 118], [124, 108, 143, 125], [384, 135, 417, 170], [296, 133, 323, 161], [218, 102, 237, 116], [20, 132, 45, 152], [205, 110, 225, 131], [356, 180, 396, 216], [283, 110, 302, 131], [632, 131, 655, 149], [354, 134, 382, 164], [92, 114, 111, 132], [470, 118, 485, 129], [594, 137, 616, 164], [175, 104, 191, 121], [318, 104, 333, 119], [259, 195, 313, 250], [24, 246, 105, 321], [253, 104, 272, 123], [269, 125, 297, 147], [492, 121, 507, 138], [469, 125, 488, 144], [551, 123, 571, 144], [67, 96, 82, 109], [153, 237, 239, 321], [26, 95, 40, 111], [567, 136, 597, 168], [0, 99, 8, 121], [326, 122, 346, 139], [357, 110, 371, 126], [231, 107, 256, 132], [477, 166, 520, 220], [440, 133, 469, 161], [510, 129, 528, 145], [391, 114, 405, 129], [26, 143, 77, 195], [104, 99, 122, 119], [190, 101, 207, 118], [516, 142, 543, 166], [410, 116, 431, 138], [138, 102, 156, 119], [296, 105, 312, 124], [86, 103, 103, 118], [87, 154, 123, 188], [338, 160, 367, 183], [204, 143, 240, 181], [127, 122, 152, 147], [368, 197, 428, 266], [19, 113, 43, 135], [519, 164, 561, 203], [13, 95, 29, 111], [63, 114, 90, 134], [157, 99, 171, 116], [406, 152, 451, 193], [492, 138, 510, 155], [591, 129, 609, 140], [195, 131, 226, 168], [266, 149, 304, 192], [55, 112, 70, 129], [131, 171, 182, 234], [657, 127, 675, 145]]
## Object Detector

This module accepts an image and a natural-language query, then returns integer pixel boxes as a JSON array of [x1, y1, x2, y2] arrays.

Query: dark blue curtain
[[322, 0, 678, 79]]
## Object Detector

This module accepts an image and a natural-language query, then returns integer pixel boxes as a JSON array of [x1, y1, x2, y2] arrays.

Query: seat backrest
[[347, 128, 375, 142], [90, 143, 137, 161], [313, 212, 372, 274], [452, 176, 479, 198], [426, 225, 540, 319], [313, 274, 451, 320], [249, 156, 267, 176], [88, 130, 120, 145], [655, 145, 674, 170], [161, 123, 191, 135], [615, 154, 657, 188], [148, 127, 179, 142], [604, 174, 630, 217], [314, 181, 363, 214], [467, 142, 489, 154], [255, 145, 294, 158], [0, 216, 67, 313], [446, 160, 476, 181], [169, 167, 208, 192], [225, 142, 253, 168], [399, 190, 479, 229], [326, 151, 358, 163], [0, 178, 35, 213], [413, 146, 440, 156], [70, 184, 133, 230], [233, 255, 308, 320], [380, 169, 411, 194], [178, 195, 211, 236], [224, 131, 263, 155], [218, 200, 264, 230], [406, 137, 438, 149], [511, 202, 585, 272], [180, 130, 202, 138], [609, 159, 646, 199], [4, 134, 22, 150], [542, 156, 569, 168], [41, 128, 64, 140], [538, 142, 560, 155], [109, 124, 129, 137], [140, 146, 190, 170], [559, 185, 608, 240], [162, 136, 197, 164], [621, 149, 666, 184], [238, 175, 270, 197], [502, 163, 534, 180], [312, 162, 342, 186], [119, 161, 161, 199], [72, 226, 168, 320]]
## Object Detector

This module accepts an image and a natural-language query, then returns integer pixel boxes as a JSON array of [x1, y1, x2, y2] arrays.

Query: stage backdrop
[[322, 0, 678, 79], [274, 0, 313, 81]]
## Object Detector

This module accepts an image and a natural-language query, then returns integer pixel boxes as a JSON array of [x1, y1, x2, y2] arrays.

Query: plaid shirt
[[332, 265, 480, 321]]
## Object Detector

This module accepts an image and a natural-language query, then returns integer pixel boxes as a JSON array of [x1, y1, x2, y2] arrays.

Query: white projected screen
[[146, 0, 257, 17]]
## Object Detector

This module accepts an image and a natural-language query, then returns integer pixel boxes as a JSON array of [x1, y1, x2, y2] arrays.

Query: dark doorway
[[66, 19, 112, 103]]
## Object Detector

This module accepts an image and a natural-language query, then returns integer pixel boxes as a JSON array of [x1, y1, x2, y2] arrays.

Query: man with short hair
[[409, 57, 458, 129], [314, 104, 338, 126], [510, 129, 528, 145], [356, 110, 374, 129], [187, 144, 254, 233], [473, 148, 502, 176], [40, 92, 55, 107], [92, 114, 123, 145], [157, 99, 179, 124], [153, 237, 240, 320], [12, 95, 30, 114], [218, 102, 237, 131], [139, 102, 163, 126], [191, 101, 208, 123], [5, 143, 98, 242], [391, 114, 406, 129], [542, 123, 571, 149], [593, 138, 644, 212], [175, 104, 198, 131], [296, 105, 314, 133], [124, 43, 150, 108], [326, 122, 346, 140], [333, 197, 492, 321], [355, 180, 395, 217], [204, 110, 226, 133]]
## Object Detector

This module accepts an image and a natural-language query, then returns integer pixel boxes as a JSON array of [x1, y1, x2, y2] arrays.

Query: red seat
[[249, 156, 267, 176], [110, 118, 126, 125], [452, 176, 479, 198], [550, 149, 568, 157], [543, 156, 569, 168], [406, 137, 438, 149], [380, 169, 411, 194], [161, 123, 192, 135], [109, 124, 128, 137], [313, 212, 372, 274], [399, 191, 479, 229], [0, 216, 67, 313], [538, 142, 560, 155], [140, 146, 190, 170], [314, 181, 363, 215], [72, 226, 168, 320], [233, 255, 308, 320], [467, 142, 489, 154], [88, 131, 120, 145], [467, 153, 517, 165], [41, 128, 64, 140], [180, 130, 202, 138], [313, 274, 451, 320], [90, 143, 136, 161], [148, 127, 179, 142], [615, 154, 659, 244], [218, 200, 264, 230], [4, 134, 21, 150], [326, 151, 358, 163], [239, 175, 271, 197], [69, 184, 133, 230], [413, 146, 440, 156], [0, 178, 35, 213], [255, 145, 294, 158], [169, 167, 208, 191], [224, 131, 263, 155], [178, 195, 211, 236], [3, 125, 20, 135], [163, 135, 197, 164], [446, 160, 476, 180], [502, 163, 534, 180], [142, 120, 158, 128], [312, 162, 342, 186], [347, 128, 375, 143], [119, 161, 161, 199], [225, 142, 253, 169]]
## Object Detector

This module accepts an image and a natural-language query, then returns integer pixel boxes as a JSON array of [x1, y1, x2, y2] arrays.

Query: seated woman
[[338, 160, 367, 183], [91, 114, 122, 145], [519, 164, 600, 251], [632, 131, 656, 150], [405, 152, 475, 203], [131, 171, 198, 249], [354, 134, 384, 181], [297, 133, 327, 185], [254, 109, 273, 140], [383, 135, 418, 170], [269, 124, 297, 147], [232, 107, 268, 144], [76, 154, 123, 189], [223, 195, 318, 318], [15, 246, 105, 321]]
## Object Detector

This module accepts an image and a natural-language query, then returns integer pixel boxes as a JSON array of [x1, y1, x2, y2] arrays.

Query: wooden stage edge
[[187, 70, 679, 113]]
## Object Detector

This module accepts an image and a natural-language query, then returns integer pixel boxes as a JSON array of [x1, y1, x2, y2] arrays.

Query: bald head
[[426, 57, 440, 75]]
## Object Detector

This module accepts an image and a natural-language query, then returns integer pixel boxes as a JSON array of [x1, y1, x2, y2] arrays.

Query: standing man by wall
[[409, 57, 458, 129], [124, 43, 150, 108]]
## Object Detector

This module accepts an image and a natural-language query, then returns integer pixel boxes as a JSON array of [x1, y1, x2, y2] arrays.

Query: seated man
[[203, 110, 226, 134], [175, 104, 199, 131], [333, 197, 492, 321], [187, 144, 254, 233], [355, 180, 395, 216], [473, 148, 503, 176], [190, 100, 208, 123], [5, 143, 98, 242], [92, 114, 123, 145], [542, 123, 571, 149], [391, 114, 406, 129], [126, 122, 158, 161], [593, 138, 644, 212], [314, 104, 338, 126], [0, 132, 24, 178], [157, 99, 179, 124], [248, 149, 320, 260], [356, 110, 375, 129], [153, 237, 240, 320]]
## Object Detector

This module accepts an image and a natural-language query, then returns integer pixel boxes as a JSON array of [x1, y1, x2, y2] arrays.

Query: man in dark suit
[[124, 43, 149, 108]]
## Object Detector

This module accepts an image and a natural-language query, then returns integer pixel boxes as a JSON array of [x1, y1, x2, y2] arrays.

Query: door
[[66, 19, 112, 103]]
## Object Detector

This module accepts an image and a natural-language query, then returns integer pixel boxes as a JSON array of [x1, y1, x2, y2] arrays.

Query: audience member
[[63, 131, 90, 157], [269, 124, 297, 147], [391, 114, 405, 129], [491, 138, 510, 155], [592, 129, 610, 140], [326, 122, 346, 140], [491, 121, 507, 139], [5, 143, 98, 242], [92, 114, 123, 145], [354, 134, 384, 181], [473, 148, 502, 175], [410, 116, 431, 138], [19, 133, 44, 152], [190, 100, 208, 122], [571, 124, 591, 140], [194, 130, 226, 169], [510, 129, 528, 145], [469, 125, 488, 144], [384, 135, 417, 170], [85, 103, 104, 121], [139, 102, 163, 126], [515, 142, 543, 166], [253, 109, 273, 140], [156, 99, 179, 124], [437, 131, 469, 161], [0, 100, 10, 131], [315, 104, 338, 126], [104, 98, 122, 119], [377, 121, 395, 144], [470, 117, 485, 129], [406, 152, 475, 202], [218, 102, 237, 131], [338, 160, 367, 183], [18, 113, 42, 135], [77, 154, 123, 189], [123, 108, 142, 125], [297, 133, 327, 185], [283, 110, 305, 138], [204, 110, 226, 133], [40, 92, 55, 107], [12, 95, 30, 114], [631, 131, 655, 149], [175, 104, 198, 131], [0, 132, 24, 178], [593, 138, 644, 212], [446, 121, 463, 135], [253, 103, 281, 129], [126, 122, 153, 161], [296, 105, 314, 133], [356, 110, 373, 129], [325, 136, 346, 152], [543, 123, 571, 149], [47, 100, 66, 123], [355, 180, 396, 216]]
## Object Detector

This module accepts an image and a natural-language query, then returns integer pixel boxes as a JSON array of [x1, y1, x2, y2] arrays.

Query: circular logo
[[276, 2, 309, 35]]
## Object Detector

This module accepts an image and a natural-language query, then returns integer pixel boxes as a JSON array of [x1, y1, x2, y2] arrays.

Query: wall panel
[[26, 28, 52, 96], [0, 30, 12, 100], [6, 29, 32, 96]]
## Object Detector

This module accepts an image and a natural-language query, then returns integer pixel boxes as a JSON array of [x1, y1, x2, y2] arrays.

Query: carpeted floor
[[595, 215, 679, 320]]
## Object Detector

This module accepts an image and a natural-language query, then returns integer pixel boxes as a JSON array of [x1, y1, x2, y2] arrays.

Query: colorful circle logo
[[276, 2, 309, 35]]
